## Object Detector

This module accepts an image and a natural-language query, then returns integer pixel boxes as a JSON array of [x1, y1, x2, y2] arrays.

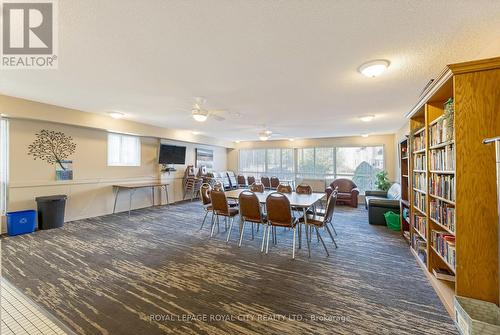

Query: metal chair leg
[[216, 214, 220, 233], [265, 224, 271, 254], [210, 214, 217, 237], [292, 226, 296, 259], [316, 227, 329, 256], [226, 217, 234, 243], [251, 223, 254, 240], [200, 210, 209, 230], [305, 224, 311, 258], [298, 223, 302, 249], [238, 220, 246, 247], [330, 222, 337, 236], [325, 224, 338, 249], [261, 225, 267, 252]]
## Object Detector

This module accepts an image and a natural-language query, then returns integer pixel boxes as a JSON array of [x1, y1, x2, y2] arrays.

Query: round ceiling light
[[192, 109, 208, 122], [108, 111, 124, 119], [358, 59, 390, 77], [359, 115, 375, 122], [259, 131, 271, 141]]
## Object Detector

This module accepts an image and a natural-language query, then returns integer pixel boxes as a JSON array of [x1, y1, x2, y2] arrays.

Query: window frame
[[107, 133, 141, 167], [0, 118, 9, 216]]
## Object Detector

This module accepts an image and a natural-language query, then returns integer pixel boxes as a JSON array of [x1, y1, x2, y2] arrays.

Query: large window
[[107, 133, 141, 166], [0, 118, 8, 215], [239, 146, 384, 193]]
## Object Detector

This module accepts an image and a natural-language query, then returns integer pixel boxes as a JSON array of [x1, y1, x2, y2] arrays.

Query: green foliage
[[375, 170, 391, 191]]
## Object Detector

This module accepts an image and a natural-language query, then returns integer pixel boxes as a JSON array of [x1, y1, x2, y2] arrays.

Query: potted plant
[[375, 170, 391, 191]]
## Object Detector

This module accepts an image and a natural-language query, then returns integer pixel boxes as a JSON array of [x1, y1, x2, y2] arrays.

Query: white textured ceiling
[[1, 0, 500, 141]]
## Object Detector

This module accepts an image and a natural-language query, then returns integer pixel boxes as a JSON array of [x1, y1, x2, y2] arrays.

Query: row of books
[[412, 235, 427, 265], [429, 199, 455, 233], [429, 174, 455, 201], [429, 117, 453, 146], [413, 191, 426, 213], [413, 172, 426, 191], [429, 145, 455, 171], [413, 132, 426, 151], [413, 154, 426, 170], [413, 215, 427, 237], [431, 230, 456, 270]]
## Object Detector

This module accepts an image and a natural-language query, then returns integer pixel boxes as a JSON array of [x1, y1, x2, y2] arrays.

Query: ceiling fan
[[191, 97, 227, 122], [257, 128, 282, 141]]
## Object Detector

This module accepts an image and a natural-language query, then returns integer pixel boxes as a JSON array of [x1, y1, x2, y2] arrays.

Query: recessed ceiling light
[[0, 113, 7, 117], [361, 134, 369, 138], [191, 131, 201, 135], [289, 138, 295, 142], [358, 59, 390, 77], [108, 111, 125, 119], [235, 140, 241, 143], [192, 109, 208, 122], [359, 115, 375, 122]]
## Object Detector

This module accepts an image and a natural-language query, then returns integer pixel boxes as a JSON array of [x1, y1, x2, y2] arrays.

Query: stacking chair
[[264, 192, 298, 259], [276, 184, 292, 193], [247, 176, 256, 186], [261, 176, 271, 189], [237, 175, 247, 188], [237, 191, 267, 246], [210, 189, 239, 239], [199, 183, 213, 230], [270, 176, 280, 190], [299, 192, 338, 257], [249, 182, 265, 193]]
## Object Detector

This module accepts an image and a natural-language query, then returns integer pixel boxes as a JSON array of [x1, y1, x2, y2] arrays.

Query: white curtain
[[0, 118, 8, 215]]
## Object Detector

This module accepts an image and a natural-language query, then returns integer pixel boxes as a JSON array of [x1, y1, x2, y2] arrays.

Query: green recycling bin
[[384, 211, 401, 231]]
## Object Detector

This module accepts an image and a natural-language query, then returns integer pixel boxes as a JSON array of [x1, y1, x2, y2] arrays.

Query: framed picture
[[56, 160, 73, 181], [195, 148, 214, 170]]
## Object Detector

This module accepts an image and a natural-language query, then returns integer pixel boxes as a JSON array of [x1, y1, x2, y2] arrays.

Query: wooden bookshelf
[[399, 137, 410, 243], [407, 56, 500, 317]]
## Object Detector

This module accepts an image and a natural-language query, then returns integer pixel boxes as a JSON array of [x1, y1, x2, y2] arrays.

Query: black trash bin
[[35, 195, 67, 230]]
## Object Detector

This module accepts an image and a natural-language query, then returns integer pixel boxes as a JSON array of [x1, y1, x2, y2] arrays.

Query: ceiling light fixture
[[259, 131, 270, 141], [108, 111, 125, 119], [192, 109, 208, 122], [358, 59, 390, 78], [359, 115, 375, 122], [361, 134, 369, 138], [235, 140, 241, 143], [191, 131, 201, 135], [289, 138, 295, 142]]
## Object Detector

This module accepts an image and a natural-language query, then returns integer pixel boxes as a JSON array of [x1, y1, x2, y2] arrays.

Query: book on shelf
[[429, 199, 455, 232], [429, 145, 455, 171], [413, 154, 426, 170], [412, 132, 426, 151], [431, 230, 456, 270], [413, 191, 426, 212], [411, 234, 427, 265], [429, 98, 454, 146], [413, 215, 427, 237], [432, 268, 456, 282], [429, 174, 455, 201], [413, 172, 426, 190]]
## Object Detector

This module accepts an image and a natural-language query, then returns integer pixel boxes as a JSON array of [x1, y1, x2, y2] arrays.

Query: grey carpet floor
[[1, 202, 457, 335]]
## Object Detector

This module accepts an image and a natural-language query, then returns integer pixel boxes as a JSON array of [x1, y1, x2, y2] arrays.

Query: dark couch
[[365, 183, 401, 225]]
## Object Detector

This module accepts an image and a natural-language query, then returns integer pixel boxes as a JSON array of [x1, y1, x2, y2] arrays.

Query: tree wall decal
[[28, 129, 76, 170]]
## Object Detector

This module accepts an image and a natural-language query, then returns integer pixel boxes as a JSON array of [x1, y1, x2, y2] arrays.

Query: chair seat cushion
[[228, 208, 239, 216], [298, 214, 324, 226]]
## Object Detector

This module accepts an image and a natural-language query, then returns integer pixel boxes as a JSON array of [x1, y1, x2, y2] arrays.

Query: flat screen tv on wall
[[158, 144, 186, 164]]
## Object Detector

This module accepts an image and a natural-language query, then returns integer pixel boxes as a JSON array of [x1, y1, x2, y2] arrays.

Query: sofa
[[365, 183, 401, 225], [325, 178, 359, 207]]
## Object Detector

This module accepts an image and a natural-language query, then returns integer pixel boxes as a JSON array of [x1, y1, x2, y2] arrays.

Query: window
[[238, 145, 384, 194], [239, 148, 294, 179], [0, 118, 8, 215], [107, 133, 141, 166]]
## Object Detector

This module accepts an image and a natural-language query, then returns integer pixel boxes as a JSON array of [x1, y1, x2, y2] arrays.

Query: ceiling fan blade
[[211, 114, 226, 121]]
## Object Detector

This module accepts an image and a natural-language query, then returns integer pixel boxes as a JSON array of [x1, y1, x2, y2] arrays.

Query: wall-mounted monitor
[[158, 144, 186, 165]]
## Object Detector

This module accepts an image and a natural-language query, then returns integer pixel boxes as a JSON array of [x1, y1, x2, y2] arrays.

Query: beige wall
[[394, 122, 410, 183], [227, 133, 397, 181]]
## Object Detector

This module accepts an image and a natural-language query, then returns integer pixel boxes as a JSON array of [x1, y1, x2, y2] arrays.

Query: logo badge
[[1, 0, 58, 69]]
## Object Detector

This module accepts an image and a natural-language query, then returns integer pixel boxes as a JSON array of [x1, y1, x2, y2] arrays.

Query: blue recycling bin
[[6, 210, 37, 236]]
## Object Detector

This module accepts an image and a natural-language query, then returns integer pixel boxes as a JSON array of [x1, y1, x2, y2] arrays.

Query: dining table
[[224, 188, 326, 249]]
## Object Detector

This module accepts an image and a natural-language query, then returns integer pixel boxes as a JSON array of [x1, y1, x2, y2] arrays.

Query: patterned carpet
[[1, 201, 457, 335]]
